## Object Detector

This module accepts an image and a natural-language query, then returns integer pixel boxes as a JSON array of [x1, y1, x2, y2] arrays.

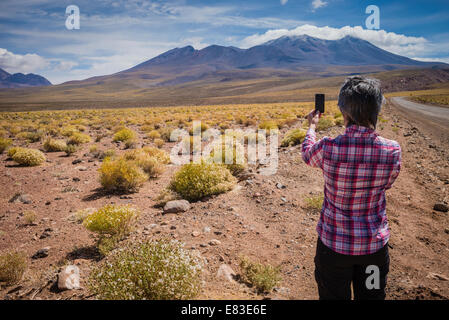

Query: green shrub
[[0, 251, 27, 286], [113, 128, 136, 142], [169, 161, 236, 202], [98, 158, 148, 192], [0, 137, 12, 153], [43, 138, 67, 152], [68, 132, 91, 145], [12, 148, 46, 166], [239, 257, 281, 293], [281, 128, 306, 147], [89, 240, 203, 300]]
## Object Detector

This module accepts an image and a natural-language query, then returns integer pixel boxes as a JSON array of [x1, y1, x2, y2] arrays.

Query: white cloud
[[412, 57, 449, 64], [240, 24, 435, 58], [312, 0, 327, 11], [0, 48, 47, 74], [280, 0, 288, 5]]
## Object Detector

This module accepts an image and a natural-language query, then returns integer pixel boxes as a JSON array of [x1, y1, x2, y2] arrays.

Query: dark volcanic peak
[[0, 67, 51, 89], [127, 34, 440, 76]]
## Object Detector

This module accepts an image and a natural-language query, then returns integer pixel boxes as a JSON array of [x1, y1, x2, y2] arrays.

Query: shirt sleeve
[[301, 127, 325, 169], [385, 144, 402, 190]]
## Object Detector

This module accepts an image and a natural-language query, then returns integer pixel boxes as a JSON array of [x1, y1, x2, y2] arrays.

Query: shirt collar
[[344, 125, 377, 136]]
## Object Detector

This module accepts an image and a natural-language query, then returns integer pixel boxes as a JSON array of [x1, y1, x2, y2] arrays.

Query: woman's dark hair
[[337, 76, 384, 129]]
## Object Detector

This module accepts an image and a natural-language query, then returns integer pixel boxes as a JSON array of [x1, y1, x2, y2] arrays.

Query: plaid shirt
[[301, 125, 401, 255]]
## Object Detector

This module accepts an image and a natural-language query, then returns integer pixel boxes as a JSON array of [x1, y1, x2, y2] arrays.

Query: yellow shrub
[[122, 149, 164, 177], [68, 132, 91, 145], [83, 204, 139, 237], [258, 120, 278, 131], [281, 128, 306, 147], [0, 251, 27, 285], [154, 138, 164, 148], [142, 146, 170, 164], [169, 161, 236, 201], [113, 127, 136, 142], [7, 147, 23, 158], [0, 137, 12, 153], [12, 148, 46, 166], [147, 130, 161, 141], [43, 138, 67, 152], [209, 140, 246, 176], [99, 158, 148, 192], [316, 116, 335, 132], [239, 257, 281, 293]]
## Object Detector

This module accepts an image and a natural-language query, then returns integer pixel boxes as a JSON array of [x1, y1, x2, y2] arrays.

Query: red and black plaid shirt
[[301, 125, 401, 255]]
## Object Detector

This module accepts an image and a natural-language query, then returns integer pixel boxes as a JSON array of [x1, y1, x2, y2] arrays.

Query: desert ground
[[0, 94, 448, 300]]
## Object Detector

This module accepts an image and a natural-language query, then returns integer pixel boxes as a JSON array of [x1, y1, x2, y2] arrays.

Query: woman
[[302, 76, 401, 300]]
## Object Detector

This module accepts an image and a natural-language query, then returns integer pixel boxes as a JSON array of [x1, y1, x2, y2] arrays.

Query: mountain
[[0, 68, 51, 88], [127, 35, 437, 72], [1, 35, 447, 111], [103, 35, 443, 87]]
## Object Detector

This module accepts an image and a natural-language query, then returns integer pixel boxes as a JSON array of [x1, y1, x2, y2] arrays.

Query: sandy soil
[[0, 99, 448, 300]]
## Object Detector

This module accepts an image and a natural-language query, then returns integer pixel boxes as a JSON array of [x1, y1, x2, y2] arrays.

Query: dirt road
[[391, 97, 449, 122], [390, 97, 449, 145]]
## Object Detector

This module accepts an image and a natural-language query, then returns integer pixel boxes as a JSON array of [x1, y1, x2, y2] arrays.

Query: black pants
[[314, 238, 389, 300]]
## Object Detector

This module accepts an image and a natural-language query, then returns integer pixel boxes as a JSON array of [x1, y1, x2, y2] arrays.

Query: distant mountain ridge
[[0, 68, 51, 88], [128, 35, 438, 72]]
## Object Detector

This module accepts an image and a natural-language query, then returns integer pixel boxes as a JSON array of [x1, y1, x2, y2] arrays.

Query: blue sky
[[0, 0, 448, 84]]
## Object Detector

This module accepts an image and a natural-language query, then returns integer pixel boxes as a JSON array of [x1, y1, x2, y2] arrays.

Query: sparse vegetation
[[83, 204, 139, 255], [0, 251, 27, 286], [113, 127, 136, 143], [70, 208, 95, 224], [316, 116, 335, 132], [281, 128, 306, 147], [23, 210, 37, 225], [98, 158, 148, 193], [68, 132, 91, 145], [12, 148, 46, 166], [64, 144, 77, 156], [258, 120, 278, 131], [89, 240, 203, 300], [43, 138, 67, 152], [305, 194, 324, 212], [169, 161, 236, 202], [0, 137, 12, 153], [239, 256, 281, 293]]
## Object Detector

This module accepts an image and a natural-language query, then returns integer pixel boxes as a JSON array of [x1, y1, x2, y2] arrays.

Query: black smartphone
[[315, 93, 325, 114]]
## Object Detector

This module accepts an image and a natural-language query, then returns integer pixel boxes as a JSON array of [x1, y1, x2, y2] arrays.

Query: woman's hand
[[307, 110, 321, 129]]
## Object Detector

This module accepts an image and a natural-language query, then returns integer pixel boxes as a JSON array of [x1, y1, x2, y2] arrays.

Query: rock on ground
[[32, 247, 50, 259], [163, 200, 190, 214], [216, 264, 236, 282], [58, 265, 81, 290], [433, 203, 448, 212]]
